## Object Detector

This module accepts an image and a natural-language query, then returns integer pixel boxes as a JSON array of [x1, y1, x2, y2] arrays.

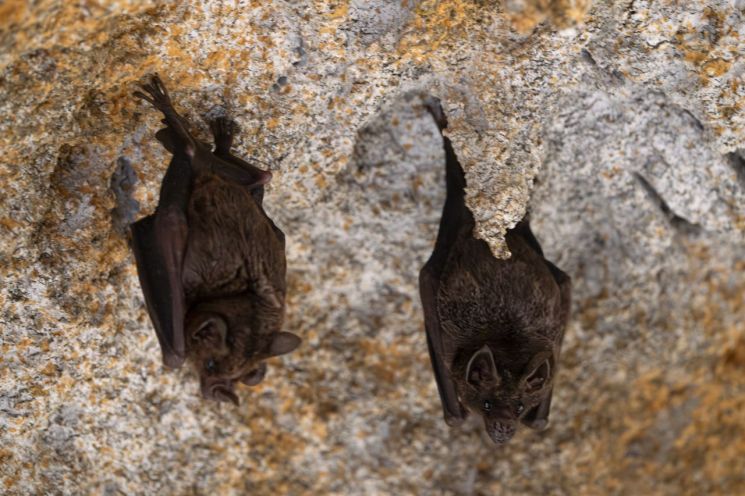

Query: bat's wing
[[545, 259, 572, 334], [511, 219, 571, 312], [514, 219, 572, 331], [521, 388, 553, 431], [132, 215, 184, 367], [513, 219, 572, 335], [130, 153, 192, 369], [511, 219, 544, 257], [420, 266, 467, 426], [521, 246, 570, 432], [211, 155, 272, 206], [418, 124, 473, 426], [208, 117, 272, 199], [206, 117, 287, 245]]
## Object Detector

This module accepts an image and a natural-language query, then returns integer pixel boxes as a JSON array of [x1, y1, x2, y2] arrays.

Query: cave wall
[[1, 1, 744, 494]]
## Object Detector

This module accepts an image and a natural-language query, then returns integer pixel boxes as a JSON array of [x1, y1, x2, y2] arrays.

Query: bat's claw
[[209, 116, 238, 152], [210, 116, 238, 139], [423, 96, 448, 131], [135, 74, 175, 112]]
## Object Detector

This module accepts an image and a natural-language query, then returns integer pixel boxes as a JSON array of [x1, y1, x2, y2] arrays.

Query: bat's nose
[[489, 422, 516, 445], [422, 96, 448, 130]]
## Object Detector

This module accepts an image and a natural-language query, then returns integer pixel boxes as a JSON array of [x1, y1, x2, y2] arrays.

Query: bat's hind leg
[[208, 116, 272, 194], [210, 116, 237, 156], [134, 74, 196, 157]]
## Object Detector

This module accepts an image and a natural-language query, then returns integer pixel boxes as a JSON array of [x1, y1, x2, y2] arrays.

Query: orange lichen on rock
[[1, 0, 743, 494], [397, 0, 480, 63], [568, 249, 745, 494], [504, 0, 592, 33]]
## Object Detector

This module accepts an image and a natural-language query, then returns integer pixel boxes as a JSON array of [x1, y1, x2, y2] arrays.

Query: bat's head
[[460, 346, 555, 445], [184, 299, 301, 405]]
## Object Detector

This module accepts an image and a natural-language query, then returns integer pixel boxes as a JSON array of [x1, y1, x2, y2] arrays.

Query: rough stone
[[1, 1, 744, 494]]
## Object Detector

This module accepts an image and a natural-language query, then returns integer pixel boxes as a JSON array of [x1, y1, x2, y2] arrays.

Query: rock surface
[[1, 1, 744, 494]]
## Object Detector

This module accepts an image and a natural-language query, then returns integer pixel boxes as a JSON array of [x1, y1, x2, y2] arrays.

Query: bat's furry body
[[420, 101, 571, 444], [131, 75, 299, 404]]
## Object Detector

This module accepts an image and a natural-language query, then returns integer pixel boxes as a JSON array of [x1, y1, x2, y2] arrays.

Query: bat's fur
[[131, 75, 299, 405], [420, 100, 571, 444]]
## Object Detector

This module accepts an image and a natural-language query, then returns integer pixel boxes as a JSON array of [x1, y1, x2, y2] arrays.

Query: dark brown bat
[[130, 74, 300, 404], [419, 100, 571, 444]]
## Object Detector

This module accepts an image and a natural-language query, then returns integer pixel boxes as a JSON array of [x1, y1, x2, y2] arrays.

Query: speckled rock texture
[[1, 1, 744, 494]]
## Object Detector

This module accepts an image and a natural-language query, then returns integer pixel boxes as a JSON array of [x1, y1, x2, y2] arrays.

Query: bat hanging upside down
[[419, 100, 571, 445], [130, 74, 300, 405]]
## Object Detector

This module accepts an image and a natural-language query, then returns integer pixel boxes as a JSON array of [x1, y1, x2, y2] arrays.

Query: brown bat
[[130, 75, 300, 405], [419, 101, 571, 444]]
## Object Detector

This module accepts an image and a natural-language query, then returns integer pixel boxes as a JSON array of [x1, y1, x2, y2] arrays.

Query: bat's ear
[[466, 345, 499, 387], [522, 353, 553, 394], [240, 363, 268, 386], [190, 313, 229, 355], [268, 332, 301, 357]]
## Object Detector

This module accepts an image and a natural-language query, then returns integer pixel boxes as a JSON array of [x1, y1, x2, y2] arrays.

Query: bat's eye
[[516, 402, 525, 414], [206, 359, 217, 373], [483, 400, 492, 412]]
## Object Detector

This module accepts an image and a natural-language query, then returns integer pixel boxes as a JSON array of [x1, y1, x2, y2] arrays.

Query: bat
[[130, 74, 300, 405], [419, 100, 571, 444]]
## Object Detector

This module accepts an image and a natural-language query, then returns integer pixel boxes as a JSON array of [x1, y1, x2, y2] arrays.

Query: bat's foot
[[209, 116, 238, 154], [135, 74, 196, 156], [134, 74, 176, 114], [423, 96, 448, 131]]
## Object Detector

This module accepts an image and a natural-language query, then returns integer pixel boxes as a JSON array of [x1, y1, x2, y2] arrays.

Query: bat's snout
[[487, 421, 516, 445]]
